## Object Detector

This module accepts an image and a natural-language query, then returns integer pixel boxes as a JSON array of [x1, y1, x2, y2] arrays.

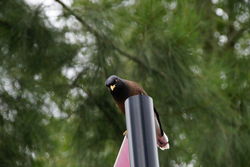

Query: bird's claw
[[123, 130, 128, 136]]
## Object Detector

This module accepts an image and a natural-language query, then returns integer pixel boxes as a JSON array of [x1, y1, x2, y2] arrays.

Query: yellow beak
[[110, 84, 116, 91]]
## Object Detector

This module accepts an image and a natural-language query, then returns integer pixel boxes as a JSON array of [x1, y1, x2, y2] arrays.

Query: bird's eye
[[115, 79, 118, 83]]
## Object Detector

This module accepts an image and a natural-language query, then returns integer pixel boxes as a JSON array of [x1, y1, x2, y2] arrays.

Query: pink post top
[[113, 137, 130, 167]]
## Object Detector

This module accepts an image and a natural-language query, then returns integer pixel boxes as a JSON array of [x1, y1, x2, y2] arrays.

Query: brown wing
[[124, 79, 148, 96], [116, 80, 147, 113]]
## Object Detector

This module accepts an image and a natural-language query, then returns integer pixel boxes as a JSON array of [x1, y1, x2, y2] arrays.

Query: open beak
[[110, 84, 116, 91]]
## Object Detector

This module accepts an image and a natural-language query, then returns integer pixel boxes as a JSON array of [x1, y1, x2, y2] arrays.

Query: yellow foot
[[123, 130, 128, 136]]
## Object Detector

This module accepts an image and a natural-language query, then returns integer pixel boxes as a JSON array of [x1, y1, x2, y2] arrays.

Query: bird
[[105, 75, 170, 150]]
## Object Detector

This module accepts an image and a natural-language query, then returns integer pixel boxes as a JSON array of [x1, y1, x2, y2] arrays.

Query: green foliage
[[0, 0, 250, 166]]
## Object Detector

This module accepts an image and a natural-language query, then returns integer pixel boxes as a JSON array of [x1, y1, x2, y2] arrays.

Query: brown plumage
[[116, 80, 146, 113], [105, 75, 170, 150]]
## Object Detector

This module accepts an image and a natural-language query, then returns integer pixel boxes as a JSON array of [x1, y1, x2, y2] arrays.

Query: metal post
[[125, 95, 160, 167]]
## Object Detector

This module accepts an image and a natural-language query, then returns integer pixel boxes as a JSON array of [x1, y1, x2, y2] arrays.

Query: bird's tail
[[157, 132, 170, 150]]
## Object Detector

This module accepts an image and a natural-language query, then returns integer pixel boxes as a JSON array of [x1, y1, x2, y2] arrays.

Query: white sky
[[24, 0, 74, 28]]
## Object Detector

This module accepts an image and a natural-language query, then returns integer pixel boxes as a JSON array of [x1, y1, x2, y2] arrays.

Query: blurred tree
[[0, 0, 249, 167]]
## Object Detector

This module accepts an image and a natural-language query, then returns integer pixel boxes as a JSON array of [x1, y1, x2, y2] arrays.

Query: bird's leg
[[123, 130, 128, 137]]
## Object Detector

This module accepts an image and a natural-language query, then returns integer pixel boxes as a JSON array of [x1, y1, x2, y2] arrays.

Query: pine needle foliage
[[0, 0, 250, 166]]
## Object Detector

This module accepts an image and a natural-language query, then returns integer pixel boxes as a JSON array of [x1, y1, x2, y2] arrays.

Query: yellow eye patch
[[110, 85, 116, 91]]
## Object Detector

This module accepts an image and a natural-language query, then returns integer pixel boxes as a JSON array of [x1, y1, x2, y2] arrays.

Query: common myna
[[105, 75, 170, 150]]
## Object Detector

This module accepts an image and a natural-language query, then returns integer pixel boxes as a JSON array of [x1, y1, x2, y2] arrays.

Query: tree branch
[[54, 0, 168, 80], [225, 25, 248, 49]]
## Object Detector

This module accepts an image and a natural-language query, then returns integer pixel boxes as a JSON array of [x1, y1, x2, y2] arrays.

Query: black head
[[105, 75, 128, 96], [105, 75, 121, 90]]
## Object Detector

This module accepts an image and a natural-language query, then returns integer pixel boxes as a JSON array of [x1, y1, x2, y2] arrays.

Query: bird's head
[[105, 75, 125, 93]]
